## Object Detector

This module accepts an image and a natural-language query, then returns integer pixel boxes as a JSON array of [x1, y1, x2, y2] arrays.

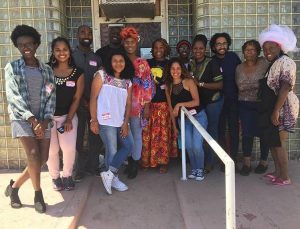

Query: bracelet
[[199, 82, 204, 87], [90, 119, 97, 123]]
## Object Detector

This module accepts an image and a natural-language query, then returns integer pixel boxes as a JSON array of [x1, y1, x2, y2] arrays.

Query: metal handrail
[[180, 106, 236, 229]]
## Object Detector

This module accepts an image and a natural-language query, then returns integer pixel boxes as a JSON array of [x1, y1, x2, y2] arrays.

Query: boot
[[128, 160, 139, 179], [5, 179, 22, 208], [34, 189, 46, 213], [124, 157, 133, 174]]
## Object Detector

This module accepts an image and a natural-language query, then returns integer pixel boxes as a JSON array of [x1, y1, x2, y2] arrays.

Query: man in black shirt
[[72, 25, 103, 180], [95, 26, 125, 70]]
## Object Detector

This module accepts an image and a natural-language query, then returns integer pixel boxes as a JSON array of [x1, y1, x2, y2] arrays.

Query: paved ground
[[1, 160, 300, 229]]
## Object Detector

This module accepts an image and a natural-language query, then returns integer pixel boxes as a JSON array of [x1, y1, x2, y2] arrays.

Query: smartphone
[[57, 126, 65, 134]]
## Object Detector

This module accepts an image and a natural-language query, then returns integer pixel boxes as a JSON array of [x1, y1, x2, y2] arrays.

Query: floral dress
[[267, 55, 299, 132]]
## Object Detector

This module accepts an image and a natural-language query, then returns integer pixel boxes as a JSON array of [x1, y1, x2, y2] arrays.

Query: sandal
[[159, 165, 168, 174], [272, 177, 291, 186], [263, 172, 277, 180]]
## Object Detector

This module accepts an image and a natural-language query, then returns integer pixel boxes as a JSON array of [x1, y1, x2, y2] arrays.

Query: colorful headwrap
[[258, 24, 299, 53], [120, 26, 139, 42], [176, 39, 191, 52]]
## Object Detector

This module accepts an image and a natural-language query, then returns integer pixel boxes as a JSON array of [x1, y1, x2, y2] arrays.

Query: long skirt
[[141, 102, 178, 168]]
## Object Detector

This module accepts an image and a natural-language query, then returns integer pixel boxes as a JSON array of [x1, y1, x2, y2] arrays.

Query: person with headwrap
[[176, 39, 192, 72], [120, 27, 155, 179], [258, 24, 299, 186]]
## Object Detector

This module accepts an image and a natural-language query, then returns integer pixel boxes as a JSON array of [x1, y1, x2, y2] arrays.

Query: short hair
[[48, 37, 76, 68], [10, 24, 41, 47], [209, 32, 232, 52], [151, 38, 170, 58], [105, 50, 134, 80], [120, 26, 139, 41], [77, 25, 91, 34], [176, 40, 191, 53], [242, 39, 261, 56], [164, 57, 190, 87], [192, 34, 208, 48]]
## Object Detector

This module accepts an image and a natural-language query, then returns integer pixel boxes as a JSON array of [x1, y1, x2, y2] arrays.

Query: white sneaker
[[100, 170, 114, 194], [112, 176, 128, 192]]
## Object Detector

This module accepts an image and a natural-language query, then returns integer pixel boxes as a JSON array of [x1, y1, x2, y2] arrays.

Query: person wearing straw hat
[[258, 24, 299, 186]]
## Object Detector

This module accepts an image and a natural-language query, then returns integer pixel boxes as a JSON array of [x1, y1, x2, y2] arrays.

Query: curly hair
[[209, 32, 232, 53], [120, 26, 139, 41], [105, 50, 134, 80], [48, 37, 76, 68], [164, 57, 190, 87], [242, 39, 261, 56], [10, 24, 41, 47], [151, 38, 170, 58], [192, 34, 208, 48]]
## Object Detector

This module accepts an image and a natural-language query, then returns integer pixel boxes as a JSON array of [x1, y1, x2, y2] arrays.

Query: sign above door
[[99, 0, 159, 20]]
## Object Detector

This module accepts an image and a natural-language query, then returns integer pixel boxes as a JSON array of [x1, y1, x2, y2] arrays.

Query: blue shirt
[[4, 58, 56, 122], [213, 51, 241, 100]]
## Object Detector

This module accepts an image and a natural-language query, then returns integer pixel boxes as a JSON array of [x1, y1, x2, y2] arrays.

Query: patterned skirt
[[141, 102, 178, 168]]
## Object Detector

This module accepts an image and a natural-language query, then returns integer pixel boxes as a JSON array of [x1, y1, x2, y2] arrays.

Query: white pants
[[47, 114, 78, 179]]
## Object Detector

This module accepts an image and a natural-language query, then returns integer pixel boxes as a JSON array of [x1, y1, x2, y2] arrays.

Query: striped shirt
[[4, 58, 56, 123]]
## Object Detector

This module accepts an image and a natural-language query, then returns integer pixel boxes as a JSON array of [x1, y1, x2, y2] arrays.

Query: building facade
[[0, 0, 299, 169]]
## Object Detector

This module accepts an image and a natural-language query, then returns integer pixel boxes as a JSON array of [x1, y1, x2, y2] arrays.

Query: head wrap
[[120, 27, 139, 42], [258, 24, 299, 53], [176, 40, 191, 52]]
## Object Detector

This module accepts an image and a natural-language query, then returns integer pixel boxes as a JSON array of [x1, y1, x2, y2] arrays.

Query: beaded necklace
[[55, 68, 77, 85]]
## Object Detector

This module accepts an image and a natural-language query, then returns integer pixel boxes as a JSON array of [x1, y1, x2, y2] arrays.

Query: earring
[[51, 56, 57, 64]]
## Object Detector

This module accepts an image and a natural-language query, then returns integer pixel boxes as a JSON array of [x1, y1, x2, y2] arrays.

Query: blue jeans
[[181, 110, 208, 170], [99, 125, 134, 173], [130, 117, 143, 160], [204, 97, 224, 165]]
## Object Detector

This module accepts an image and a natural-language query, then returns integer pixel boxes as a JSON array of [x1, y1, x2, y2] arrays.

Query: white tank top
[[96, 70, 132, 127]]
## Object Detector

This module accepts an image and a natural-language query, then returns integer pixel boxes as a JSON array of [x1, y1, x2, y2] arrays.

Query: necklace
[[55, 68, 77, 85]]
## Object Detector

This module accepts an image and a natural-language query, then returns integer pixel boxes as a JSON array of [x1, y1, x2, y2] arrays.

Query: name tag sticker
[[102, 113, 111, 120], [89, 60, 97, 66], [66, 81, 75, 87], [45, 83, 53, 94], [189, 109, 197, 115], [160, 84, 166, 90]]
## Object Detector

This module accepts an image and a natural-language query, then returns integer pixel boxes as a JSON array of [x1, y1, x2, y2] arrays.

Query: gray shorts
[[11, 120, 51, 139]]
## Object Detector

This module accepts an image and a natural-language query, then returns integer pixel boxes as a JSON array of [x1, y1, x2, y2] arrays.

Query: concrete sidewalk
[[1, 160, 300, 229]]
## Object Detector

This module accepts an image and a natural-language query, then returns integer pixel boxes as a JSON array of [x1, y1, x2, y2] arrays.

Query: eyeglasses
[[215, 42, 228, 48], [17, 42, 36, 50]]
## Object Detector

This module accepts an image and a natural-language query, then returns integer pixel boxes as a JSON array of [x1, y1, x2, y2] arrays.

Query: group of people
[[4, 23, 299, 213]]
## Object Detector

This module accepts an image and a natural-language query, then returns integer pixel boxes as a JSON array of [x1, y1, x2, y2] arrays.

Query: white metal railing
[[180, 106, 236, 229]]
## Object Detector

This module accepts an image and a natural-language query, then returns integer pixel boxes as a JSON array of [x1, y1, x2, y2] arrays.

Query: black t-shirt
[[147, 58, 168, 103], [95, 45, 126, 71], [54, 67, 83, 116], [191, 57, 223, 106]]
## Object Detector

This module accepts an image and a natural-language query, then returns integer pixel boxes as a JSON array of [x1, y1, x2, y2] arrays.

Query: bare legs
[[270, 131, 289, 180], [12, 137, 50, 191]]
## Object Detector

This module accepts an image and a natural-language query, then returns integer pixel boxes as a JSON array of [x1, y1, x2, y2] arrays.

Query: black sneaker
[[63, 176, 75, 191], [240, 165, 251, 176], [52, 178, 64, 191], [74, 172, 84, 183], [254, 164, 268, 174]]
